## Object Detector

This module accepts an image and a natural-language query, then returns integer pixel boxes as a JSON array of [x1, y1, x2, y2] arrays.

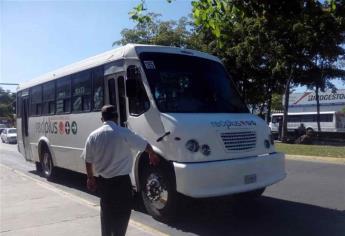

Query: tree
[[304, 0, 345, 133], [271, 93, 284, 112], [0, 87, 16, 124], [114, 14, 205, 50], [191, 0, 345, 141]]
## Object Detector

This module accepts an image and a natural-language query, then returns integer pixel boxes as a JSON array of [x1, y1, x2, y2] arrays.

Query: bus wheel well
[[136, 153, 175, 192]]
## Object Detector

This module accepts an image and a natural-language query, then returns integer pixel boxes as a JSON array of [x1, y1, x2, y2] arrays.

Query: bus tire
[[41, 147, 56, 180], [140, 162, 177, 222], [35, 162, 42, 172]]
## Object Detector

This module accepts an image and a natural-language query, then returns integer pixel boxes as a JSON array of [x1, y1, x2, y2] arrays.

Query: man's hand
[[87, 176, 97, 192]]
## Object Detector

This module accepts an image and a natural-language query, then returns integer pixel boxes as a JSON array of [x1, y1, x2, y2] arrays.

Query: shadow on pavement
[[169, 196, 345, 236], [30, 168, 345, 236], [29, 167, 100, 198]]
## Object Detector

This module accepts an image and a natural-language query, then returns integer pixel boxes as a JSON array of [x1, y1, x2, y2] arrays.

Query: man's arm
[[123, 129, 159, 166], [85, 162, 97, 192], [144, 144, 160, 166]]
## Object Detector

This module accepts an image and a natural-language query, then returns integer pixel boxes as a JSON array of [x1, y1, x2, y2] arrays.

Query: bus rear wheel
[[41, 147, 56, 180], [140, 164, 177, 222]]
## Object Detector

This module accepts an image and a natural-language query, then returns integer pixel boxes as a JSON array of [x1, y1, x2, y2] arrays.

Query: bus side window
[[42, 81, 55, 115], [92, 66, 104, 111], [127, 65, 150, 116], [72, 70, 91, 112], [30, 85, 42, 116], [56, 77, 71, 114], [17, 92, 22, 118]]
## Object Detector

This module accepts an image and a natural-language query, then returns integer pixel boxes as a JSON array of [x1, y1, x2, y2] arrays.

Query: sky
[[0, 0, 193, 92], [1, 0, 344, 93]]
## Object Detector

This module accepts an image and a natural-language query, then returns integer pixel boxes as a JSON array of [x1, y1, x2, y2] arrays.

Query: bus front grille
[[220, 131, 256, 152]]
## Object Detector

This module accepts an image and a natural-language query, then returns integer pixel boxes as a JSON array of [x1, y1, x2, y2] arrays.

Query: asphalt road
[[1, 142, 344, 236]]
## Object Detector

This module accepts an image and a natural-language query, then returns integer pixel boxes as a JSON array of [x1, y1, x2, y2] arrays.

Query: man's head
[[101, 105, 118, 122]]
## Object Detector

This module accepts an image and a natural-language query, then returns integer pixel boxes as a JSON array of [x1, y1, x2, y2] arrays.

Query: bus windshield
[[140, 53, 248, 113]]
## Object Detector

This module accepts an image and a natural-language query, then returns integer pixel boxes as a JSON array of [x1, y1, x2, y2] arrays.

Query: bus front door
[[106, 74, 127, 127], [21, 95, 33, 161]]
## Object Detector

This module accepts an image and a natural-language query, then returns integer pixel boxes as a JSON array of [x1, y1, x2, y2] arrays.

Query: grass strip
[[275, 143, 345, 158]]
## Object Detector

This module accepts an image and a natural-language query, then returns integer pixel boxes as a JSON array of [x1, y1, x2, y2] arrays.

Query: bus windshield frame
[[139, 52, 248, 113]]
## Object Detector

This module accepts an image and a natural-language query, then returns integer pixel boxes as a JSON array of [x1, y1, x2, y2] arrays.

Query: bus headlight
[[185, 139, 199, 152], [201, 144, 211, 156]]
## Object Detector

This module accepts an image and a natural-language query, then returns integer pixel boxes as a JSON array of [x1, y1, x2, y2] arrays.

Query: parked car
[[1, 128, 17, 144]]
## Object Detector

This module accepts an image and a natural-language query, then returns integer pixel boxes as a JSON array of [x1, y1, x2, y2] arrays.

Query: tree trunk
[[282, 76, 293, 142], [316, 84, 321, 133], [266, 90, 273, 124]]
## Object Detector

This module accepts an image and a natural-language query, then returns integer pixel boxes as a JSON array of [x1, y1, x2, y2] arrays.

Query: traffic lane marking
[[0, 163, 168, 236]]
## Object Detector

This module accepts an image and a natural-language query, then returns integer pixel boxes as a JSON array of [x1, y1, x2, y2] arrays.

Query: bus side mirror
[[126, 79, 137, 98]]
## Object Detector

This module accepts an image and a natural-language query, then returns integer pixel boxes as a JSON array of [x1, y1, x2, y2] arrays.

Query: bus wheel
[[41, 148, 56, 180], [35, 162, 42, 172], [141, 164, 177, 222]]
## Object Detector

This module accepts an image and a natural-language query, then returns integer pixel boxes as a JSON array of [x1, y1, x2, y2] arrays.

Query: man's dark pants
[[98, 175, 133, 236]]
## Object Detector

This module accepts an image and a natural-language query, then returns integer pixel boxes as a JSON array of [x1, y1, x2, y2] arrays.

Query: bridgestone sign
[[286, 89, 345, 107]]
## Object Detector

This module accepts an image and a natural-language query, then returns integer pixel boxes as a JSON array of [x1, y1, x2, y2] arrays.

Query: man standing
[[82, 105, 159, 236]]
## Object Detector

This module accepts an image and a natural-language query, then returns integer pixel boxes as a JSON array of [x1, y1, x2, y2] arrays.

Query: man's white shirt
[[82, 121, 147, 178]]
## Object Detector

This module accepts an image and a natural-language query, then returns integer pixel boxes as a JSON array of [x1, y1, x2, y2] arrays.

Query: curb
[[286, 154, 345, 165]]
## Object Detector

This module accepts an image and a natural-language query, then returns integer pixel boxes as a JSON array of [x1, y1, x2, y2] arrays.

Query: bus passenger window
[[92, 66, 104, 111], [42, 82, 55, 115], [72, 71, 91, 112], [17, 92, 22, 118], [56, 77, 71, 114], [30, 86, 42, 116], [127, 65, 150, 116]]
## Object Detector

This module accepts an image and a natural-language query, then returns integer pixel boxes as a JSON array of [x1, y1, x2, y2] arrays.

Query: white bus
[[16, 44, 286, 221], [269, 111, 345, 134]]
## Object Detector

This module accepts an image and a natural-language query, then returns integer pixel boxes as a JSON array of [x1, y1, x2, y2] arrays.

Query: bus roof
[[17, 44, 220, 91], [271, 111, 337, 116]]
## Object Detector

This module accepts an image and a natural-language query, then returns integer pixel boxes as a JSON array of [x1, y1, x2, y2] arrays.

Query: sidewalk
[[0, 165, 164, 236]]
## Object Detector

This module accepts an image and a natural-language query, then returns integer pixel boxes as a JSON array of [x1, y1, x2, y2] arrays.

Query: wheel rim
[[43, 152, 52, 176], [145, 172, 168, 210]]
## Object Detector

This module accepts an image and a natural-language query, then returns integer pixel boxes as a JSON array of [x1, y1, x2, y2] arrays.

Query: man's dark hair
[[101, 105, 118, 121]]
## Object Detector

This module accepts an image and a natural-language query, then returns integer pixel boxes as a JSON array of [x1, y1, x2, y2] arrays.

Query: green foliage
[[129, 0, 176, 24], [0, 87, 16, 120], [275, 142, 345, 158], [271, 93, 284, 111], [115, 14, 207, 50], [191, 0, 345, 140]]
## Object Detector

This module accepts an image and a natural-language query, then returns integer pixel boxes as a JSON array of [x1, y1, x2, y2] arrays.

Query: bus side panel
[[45, 113, 102, 173], [28, 117, 43, 163], [16, 118, 25, 155]]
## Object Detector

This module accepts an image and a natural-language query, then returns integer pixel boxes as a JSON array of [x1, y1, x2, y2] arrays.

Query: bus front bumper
[[173, 152, 286, 198]]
